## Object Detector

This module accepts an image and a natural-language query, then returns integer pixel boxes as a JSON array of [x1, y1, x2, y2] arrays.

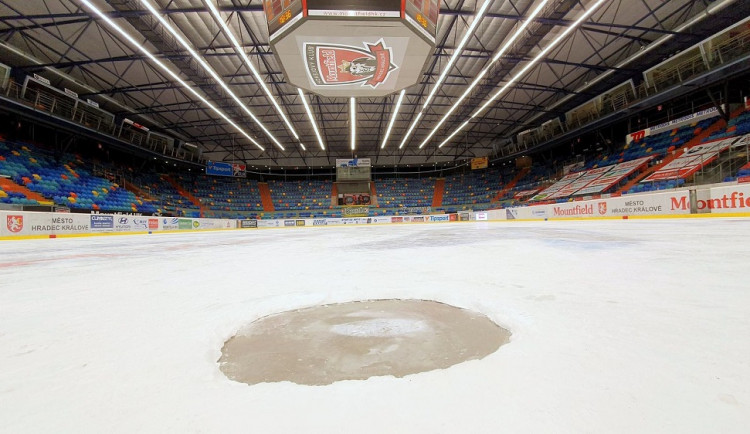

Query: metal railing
[[510, 23, 750, 156]]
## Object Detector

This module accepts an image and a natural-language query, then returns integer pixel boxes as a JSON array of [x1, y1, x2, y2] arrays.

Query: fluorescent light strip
[[418, 68, 488, 148], [203, 0, 301, 144], [79, 0, 264, 151], [418, 0, 550, 149], [473, 0, 609, 119], [442, 0, 609, 148], [438, 120, 469, 148], [350, 97, 356, 151], [298, 89, 326, 150], [381, 90, 405, 149], [519, 0, 739, 130], [422, 0, 493, 110], [399, 111, 422, 149], [140, 0, 284, 151], [398, 0, 492, 149]]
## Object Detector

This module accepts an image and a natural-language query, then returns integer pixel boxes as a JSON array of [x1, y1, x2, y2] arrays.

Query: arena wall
[[2, 184, 750, 239]]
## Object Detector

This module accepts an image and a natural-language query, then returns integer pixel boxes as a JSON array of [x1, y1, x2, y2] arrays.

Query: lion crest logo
[[305, 39, 397, 88]]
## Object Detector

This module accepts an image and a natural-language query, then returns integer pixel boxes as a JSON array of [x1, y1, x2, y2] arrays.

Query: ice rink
[[1, 218, 749, 433]]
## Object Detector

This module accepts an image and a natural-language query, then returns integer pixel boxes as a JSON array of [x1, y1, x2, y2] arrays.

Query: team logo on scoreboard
[[6, 215, 23, 233], [304, 39, 397, 88]]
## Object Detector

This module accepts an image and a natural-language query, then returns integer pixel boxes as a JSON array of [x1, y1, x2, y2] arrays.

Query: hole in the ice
[[218, 299, 510, 386]]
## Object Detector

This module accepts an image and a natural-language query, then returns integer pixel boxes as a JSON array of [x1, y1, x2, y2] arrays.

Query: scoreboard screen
[[264, 0, 304, 39], [404, 0, 439, 42]]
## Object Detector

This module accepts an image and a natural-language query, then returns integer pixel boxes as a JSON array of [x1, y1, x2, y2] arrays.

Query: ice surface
[[1, 219, 750, 433]]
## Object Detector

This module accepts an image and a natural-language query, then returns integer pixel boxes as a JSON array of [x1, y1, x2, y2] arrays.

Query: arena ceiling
[[0, 0, 747, 168]]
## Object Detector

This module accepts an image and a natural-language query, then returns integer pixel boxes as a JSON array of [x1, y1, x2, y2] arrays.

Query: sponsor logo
[[312, 219, 327, 226], [629, 130, 646, 143], [178, 219, 193, 230], [696, 191, 750, 210], [305, 39, 397, 88], [90, 215, 114, 229], [119, 217, 129, 225], [284, 220, 295, 227], [6, 215, 23, 233], [240, 220, 258, 228], [295, 220, 305, 226], [391, 217, 403, 223], [476, 212, 488, 221], [552, 205, 593, 216], [132, 218, 150, 229], [412, 216, 425, 222], [336, 158, 371, 168], [148, 219, 158, 229], [193, 220, 200, 229], [342, 206, 369, 217], [531, 209, 547, 218], [448, 214, 458, 221], [429, 215, 450, 222], [670, 196, 689, 210], [598, 202, 607, 215], [162, 217, 179, 230], [506, 209, 518, 220]]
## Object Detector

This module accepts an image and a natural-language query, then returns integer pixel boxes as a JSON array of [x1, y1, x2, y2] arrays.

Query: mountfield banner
[[506, 191, 690, 220], [694, 184, 750, 214]]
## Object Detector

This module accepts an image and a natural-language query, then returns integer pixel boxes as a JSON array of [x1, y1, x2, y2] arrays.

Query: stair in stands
[[370, 181, 378, 207], [259, 182, 275, 212], [0, 177, 53, 204], [431, 178, 445, 207], [123, 180, 156, 202], [492, 167, 529, 202], [615, 107, 744, 195], [164, 175, 205, 217], [330, 182, 338, 208]]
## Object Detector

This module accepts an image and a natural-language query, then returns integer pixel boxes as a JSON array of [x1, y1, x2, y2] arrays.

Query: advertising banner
[[342, 206, 370, 216], [626, 106, 722, 144], [576, 156, 653, 195], [336, 158, 371, 167], [239, 220, 258, 228], [531, 172, 584, 201], [644, 137, 735, 181], [339, 193, 371, 206], [90, 215, 114, 232], [471, 156, 489, 170], [206, 161, 246, 177], [695, 184, 750, 214]]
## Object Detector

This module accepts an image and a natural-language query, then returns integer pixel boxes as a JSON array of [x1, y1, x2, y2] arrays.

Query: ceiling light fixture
[[398, 0, 493, 149], [298, 89, 325, 150], [418, 0, 551, 149], [440, 0, 609, 148], [140, 0, 285, 150], [350, 97, 356, 151], [79, 0, 265, 151], [203, 0, 302, 146], [381, 89, 405, 149]]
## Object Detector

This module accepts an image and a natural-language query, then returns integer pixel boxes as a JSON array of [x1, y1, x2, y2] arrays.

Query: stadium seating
[[0, 139, 157, 213], [267, 179, 333, 218], [374, 177, 435, 211]]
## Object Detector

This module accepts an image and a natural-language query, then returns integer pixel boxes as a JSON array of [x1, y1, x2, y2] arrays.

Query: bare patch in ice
[[218, 299, 510, 386]]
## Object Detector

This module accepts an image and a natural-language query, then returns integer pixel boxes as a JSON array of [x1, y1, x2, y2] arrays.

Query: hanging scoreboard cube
[[264, 0, 438, 97]]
